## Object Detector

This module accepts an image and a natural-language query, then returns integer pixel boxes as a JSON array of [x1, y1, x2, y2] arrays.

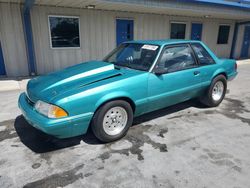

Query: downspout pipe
[[22, 0, 36, 76], [230, 21, 250, 59], [230, 22, 239, 59]]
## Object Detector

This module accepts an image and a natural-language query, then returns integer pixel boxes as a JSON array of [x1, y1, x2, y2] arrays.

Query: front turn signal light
[[49, 105, 68, 118]]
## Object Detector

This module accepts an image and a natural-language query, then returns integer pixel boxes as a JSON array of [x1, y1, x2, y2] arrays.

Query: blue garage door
[[241, 26, 250, 58], [0, 41, 6, 76], [116, 19, 134, 46], [191, 23, 203, 41]]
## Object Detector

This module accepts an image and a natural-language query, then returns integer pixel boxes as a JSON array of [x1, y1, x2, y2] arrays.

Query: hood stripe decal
[[79, 73, 122, 88]]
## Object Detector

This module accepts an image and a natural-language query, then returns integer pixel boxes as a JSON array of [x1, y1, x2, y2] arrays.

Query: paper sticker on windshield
[[142, 44, 158, 51]]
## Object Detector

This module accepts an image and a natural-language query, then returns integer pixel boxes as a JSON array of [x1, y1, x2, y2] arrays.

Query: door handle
[[193, 71, 200, 76]]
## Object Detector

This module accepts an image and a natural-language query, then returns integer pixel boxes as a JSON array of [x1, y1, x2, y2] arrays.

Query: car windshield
[[103, 43, 160, 71]]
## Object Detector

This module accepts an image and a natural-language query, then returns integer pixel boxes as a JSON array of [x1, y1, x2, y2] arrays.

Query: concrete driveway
[[0, 62, 250, 188]]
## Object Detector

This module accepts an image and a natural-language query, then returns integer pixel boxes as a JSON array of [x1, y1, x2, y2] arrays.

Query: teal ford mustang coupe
[[18, 40, 237, 142]]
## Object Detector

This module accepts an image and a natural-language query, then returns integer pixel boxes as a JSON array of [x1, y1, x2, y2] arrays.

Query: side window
[[170, 23, 186, 39], [191, 43, 215, 65], [157, 45, 196, 73], [48, 16, 80, 48], [217, 25, 230, 44]]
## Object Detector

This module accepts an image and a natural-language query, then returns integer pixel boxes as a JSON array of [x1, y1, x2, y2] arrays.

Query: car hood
[[26, 61, 124, 103]]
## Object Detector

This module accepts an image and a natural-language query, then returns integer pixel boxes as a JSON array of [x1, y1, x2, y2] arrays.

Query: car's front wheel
[[91, 100, 133, 142], [200, 74, 227, 107]]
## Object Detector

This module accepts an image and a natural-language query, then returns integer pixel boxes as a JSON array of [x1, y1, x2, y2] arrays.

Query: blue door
[[116, 19, 134, 46], [191, 23, 203, 40], [240, 26, 250, 58], [0, 41, 6, 76]]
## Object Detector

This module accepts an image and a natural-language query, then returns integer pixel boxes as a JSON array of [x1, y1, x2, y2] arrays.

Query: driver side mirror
[[153, 67, 167, 75]]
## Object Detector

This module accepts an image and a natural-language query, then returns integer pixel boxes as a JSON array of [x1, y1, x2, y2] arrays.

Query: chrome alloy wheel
[[103, 107, 128, 136], [212, 81, 224, 101]]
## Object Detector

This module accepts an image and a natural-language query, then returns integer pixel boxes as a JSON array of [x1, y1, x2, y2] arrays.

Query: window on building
[[170, 23, 186, 39], [191, 43, 215, 65], [157, 45, 196, 73], [48, 16, 80, 48], [217, 25, 230, 44]]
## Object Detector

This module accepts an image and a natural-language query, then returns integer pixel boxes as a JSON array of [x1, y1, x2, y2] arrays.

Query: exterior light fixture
[[86, 5, 96, 9]]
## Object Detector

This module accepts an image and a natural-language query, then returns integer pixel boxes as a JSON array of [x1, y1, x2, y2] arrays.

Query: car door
[[147, 44, 203, 112]]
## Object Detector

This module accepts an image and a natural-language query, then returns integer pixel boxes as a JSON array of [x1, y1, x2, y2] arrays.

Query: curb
[[0, 79, 29, 92], [0, 80, 20, 91], [237, 60, 250, 65]]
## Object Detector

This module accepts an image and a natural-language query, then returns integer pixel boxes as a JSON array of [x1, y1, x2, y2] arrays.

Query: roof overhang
[[1, 0, 250, 21]]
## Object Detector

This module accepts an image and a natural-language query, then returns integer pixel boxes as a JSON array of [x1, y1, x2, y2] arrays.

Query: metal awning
[[1, 0, 250, 20]]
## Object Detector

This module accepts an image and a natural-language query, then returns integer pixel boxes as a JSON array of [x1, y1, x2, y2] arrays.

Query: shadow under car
[[14, 99, 207, 153]]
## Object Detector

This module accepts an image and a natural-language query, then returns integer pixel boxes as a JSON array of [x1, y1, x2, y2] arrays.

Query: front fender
[[95, 91, 133, 109]]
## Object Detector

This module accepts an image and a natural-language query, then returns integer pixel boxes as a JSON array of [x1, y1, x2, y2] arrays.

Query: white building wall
[[31, 6, 236, 74], [0, 3, 28, 76]]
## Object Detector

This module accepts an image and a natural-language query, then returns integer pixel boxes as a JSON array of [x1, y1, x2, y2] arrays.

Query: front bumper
[[18, 93, 93, 138]]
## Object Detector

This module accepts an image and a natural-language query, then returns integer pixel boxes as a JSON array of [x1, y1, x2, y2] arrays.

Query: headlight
[[35, 100, 68, 118]]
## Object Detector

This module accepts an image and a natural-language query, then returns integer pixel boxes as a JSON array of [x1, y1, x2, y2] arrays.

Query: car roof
[[125, 39, 202, 46]]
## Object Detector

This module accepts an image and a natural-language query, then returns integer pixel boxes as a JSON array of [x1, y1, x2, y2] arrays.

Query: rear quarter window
[[191, 43, 215, 65]]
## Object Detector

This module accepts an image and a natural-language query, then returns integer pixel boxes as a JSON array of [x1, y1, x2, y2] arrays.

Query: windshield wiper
[[108, 61, 132, 70], [116, 62, 133, 69], [114, 65, 121, 70]]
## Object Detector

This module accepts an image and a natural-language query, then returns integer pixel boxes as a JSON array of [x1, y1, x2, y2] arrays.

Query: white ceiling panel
[[0, 0, 250, 20]]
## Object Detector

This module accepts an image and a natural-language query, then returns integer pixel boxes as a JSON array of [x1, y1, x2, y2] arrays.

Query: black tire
[[91, 100, 133, 142], [200, 74, 227, 107]]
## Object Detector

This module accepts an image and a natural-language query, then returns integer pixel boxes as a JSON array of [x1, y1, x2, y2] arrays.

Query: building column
[[22, 0, 36, 75]]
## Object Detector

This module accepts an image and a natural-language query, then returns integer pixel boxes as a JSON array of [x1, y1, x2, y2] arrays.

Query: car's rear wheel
[[200, 74, 227, 107], [91, 100, 133, 142]]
